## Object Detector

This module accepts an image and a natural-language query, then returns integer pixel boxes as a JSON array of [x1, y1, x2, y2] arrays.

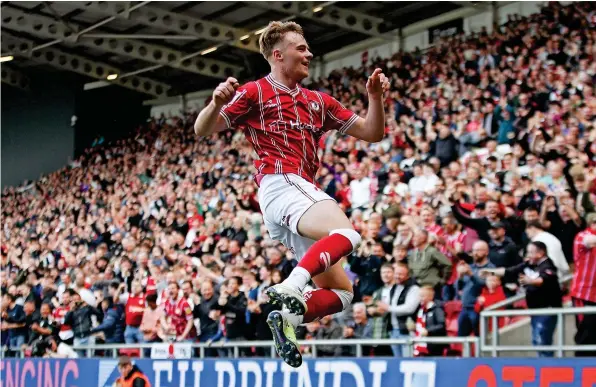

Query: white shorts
[[258, 173, 335, 260]]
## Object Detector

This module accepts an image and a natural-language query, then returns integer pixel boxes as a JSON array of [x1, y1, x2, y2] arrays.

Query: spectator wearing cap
[[488, 221, 520, 268], [455, 241, 495, 337], [525, 221, 570, 279], [483, 241, 562, 357], [115, 356, 151, 387], [571, 213, 596, 357]]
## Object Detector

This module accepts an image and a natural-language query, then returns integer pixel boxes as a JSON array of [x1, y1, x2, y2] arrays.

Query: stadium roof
[[1, 1, 475, 97]]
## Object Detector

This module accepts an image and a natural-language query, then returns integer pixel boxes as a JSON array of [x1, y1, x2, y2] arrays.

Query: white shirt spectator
[[383, 181, 409, 197], [350, 177, 372, 209], [408, 174, 438, 196], [532, 231, 570, 278]]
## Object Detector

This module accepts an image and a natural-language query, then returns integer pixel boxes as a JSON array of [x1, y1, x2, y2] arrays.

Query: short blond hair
[[259, 21, 304, 59]]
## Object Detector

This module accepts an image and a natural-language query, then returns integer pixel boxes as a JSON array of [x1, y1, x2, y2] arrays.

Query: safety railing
[[479, 306, 596, 357], [484, 273, 574, 312], [9, 337, 479, 359]]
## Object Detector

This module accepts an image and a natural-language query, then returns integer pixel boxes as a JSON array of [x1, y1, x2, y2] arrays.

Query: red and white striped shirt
[[444, 231, 465, 285], [163, 296, 195, 337], [571, 228, 596, 303], [220, 75, 358, 184]]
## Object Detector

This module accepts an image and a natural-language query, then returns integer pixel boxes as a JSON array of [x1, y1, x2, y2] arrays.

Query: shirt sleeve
[[321, 93, 359, 134], [220, 83, 254, 128], [182, 301, 193, 321]]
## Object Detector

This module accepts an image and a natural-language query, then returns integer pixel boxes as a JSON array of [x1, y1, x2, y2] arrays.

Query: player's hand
[[212, 77, 240, 107], [366, 68, 390, 100]]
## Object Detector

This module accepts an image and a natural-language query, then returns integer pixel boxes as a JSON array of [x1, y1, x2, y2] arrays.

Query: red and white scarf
[[413, 302, 433, 356]]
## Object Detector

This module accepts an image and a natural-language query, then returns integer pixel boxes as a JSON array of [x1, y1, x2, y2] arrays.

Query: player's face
[[278, 32, 313, 81]]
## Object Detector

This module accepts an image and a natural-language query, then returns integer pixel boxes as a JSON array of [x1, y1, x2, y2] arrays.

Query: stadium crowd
[[1, 1, 595, 359]]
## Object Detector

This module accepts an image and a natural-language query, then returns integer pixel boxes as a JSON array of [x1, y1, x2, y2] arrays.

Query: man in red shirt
[[194, 21, 390, 367], [53, 289, 74, 345], [121, 280, 146, 344], [161, 282, 195, 342], [571, 213, 596, 356]]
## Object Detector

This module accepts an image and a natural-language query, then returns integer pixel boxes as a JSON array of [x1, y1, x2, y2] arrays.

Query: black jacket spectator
[[64, 302, 103, 339]]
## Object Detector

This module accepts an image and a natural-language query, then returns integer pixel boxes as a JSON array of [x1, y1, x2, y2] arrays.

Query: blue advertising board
[[2, 357, 595, 387]]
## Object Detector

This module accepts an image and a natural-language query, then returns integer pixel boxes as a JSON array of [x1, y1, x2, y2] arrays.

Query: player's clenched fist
[[213, 77, 240, 107], [366, 68, 390, 100]]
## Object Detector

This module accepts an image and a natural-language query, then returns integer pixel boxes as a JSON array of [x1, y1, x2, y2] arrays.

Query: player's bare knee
[[330, 228, 361, 251], [331, 289, 354, 310]]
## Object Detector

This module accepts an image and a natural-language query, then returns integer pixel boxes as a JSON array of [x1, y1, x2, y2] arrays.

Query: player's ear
[[273, 48, 283, 62]]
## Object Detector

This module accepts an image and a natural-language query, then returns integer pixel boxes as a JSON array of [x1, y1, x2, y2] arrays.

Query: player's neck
[[270, 70, 299, 90]]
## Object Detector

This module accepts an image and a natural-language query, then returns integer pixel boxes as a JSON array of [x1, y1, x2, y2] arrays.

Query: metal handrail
[[484, 273, 574, 311], [9, 337, 480, 359], [479, 306, 596, 357]]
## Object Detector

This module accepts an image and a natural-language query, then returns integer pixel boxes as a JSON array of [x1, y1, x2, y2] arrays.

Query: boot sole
[[266, 287, 307, 315], [267, 310, 302, 368]]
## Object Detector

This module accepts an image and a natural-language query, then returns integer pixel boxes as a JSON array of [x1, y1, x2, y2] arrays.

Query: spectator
[[408, 229, 452, 293], [161, 282, 195, 343], [455, 241, 495, 337], [312, 315, 343, 357], [483, 241, 563, 357], [1, 293, 26, 357], [409, 286, 447, 357], [215, 277, 248, 350], [63, 292, 103, 355], [368, 263, 395, 340], [90, 297, 125, 344], [28, 303, 56, 347], [377, 263, 420, 357], [121, 280, 146, 344], [114, 356, 151, 387], [525, 221, 570, 279], [571, 213, 596, 357], [349, 167, 372, 211], [349, 242, 383, 298], [488, 222, 520, 268], [474, 275, 506, 331], [193, 281, 220, 346], [139, 293, 163, 344], [42, 336, 78, 359], [342, 303, 373, 356]]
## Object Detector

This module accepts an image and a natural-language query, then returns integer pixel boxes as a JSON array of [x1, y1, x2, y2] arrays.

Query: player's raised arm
[[345, 68, 391, 143], [194, 77, 239, 137]]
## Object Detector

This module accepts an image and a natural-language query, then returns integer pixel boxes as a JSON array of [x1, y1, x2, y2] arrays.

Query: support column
[[491, 1, 499, 33]]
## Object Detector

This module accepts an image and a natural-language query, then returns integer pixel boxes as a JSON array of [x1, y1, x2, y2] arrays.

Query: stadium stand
[[1, 1, 595, 361]]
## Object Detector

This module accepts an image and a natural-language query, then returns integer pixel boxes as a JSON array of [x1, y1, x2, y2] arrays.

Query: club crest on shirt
[[309, 101, 321, 112]]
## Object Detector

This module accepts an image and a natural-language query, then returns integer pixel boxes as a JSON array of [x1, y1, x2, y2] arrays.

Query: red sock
[[297, 233, 353, 278], [303, 289, 344, 323]]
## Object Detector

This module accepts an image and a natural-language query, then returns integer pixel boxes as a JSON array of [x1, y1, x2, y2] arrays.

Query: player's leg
[[267, 198, 360, 315]]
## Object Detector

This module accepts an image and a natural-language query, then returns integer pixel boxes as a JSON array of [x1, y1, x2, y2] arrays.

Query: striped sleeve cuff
[[219, 110, 232, 128], [338, 114, 359, 134]]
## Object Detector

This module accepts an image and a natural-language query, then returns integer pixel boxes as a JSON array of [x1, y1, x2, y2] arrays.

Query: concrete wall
[[1, 71, 77, 187]]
